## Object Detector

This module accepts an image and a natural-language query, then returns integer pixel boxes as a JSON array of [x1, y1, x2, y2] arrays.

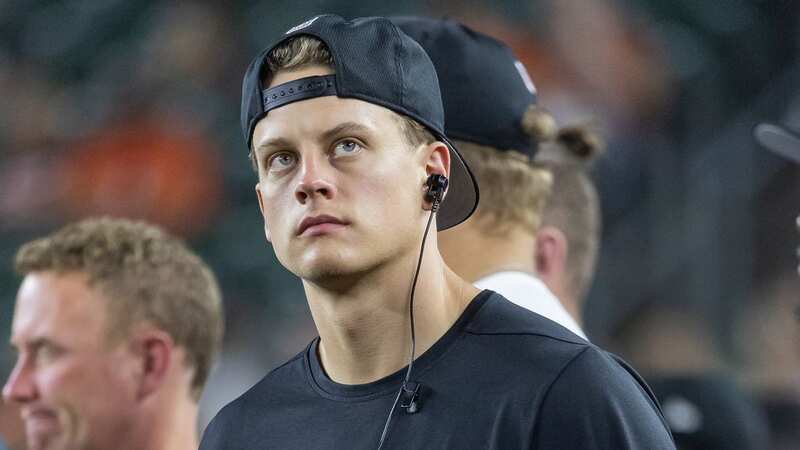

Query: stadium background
[[0, 0, 798, 443]]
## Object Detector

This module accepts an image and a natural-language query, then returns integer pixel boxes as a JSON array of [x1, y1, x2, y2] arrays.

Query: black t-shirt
[[200, 291, 675, 449]]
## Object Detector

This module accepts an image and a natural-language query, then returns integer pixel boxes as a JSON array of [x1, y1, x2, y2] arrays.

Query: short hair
[[454, 106, 557, 237], [535, 126, 605, 302], [14, 217, 224, 400], [249, 35, 435, 171]]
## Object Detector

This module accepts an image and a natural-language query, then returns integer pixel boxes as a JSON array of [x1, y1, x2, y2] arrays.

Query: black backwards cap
[[392, 17, 539, 156], [241, 14, 479, 231]]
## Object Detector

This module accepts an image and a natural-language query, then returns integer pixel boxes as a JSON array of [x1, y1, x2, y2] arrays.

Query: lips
[[21, 407, 58, 422], [296, 214, 348, 236], [21, 407, 60, 435]]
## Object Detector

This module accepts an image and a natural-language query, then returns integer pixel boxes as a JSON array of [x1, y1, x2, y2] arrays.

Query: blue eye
[[268, 152, 296, 171], [332, 140, 362, 157]]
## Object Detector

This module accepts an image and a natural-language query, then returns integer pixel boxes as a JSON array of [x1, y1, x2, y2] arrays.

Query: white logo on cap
[[286, 16, 319, 34], [514, 61, 537, 95]]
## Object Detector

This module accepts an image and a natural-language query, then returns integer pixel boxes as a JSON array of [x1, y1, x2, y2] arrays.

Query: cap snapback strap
[[262, 74, 337, 113]]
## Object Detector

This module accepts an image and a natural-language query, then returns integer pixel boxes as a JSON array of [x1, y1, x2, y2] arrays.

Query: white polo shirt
[[474, 271, 588, 340]]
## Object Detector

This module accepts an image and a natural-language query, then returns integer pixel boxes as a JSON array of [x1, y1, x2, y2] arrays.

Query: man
[[201, 14, 674, 449], [393, 16, 587, 339], [3, 217, 224, 450]]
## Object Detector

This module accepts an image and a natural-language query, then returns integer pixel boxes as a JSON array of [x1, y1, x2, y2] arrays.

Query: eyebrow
[[254, 121, 374, 156], [318, 122, 373, 144], [10, 337, 53, 353], [254, 137, 294, 158]]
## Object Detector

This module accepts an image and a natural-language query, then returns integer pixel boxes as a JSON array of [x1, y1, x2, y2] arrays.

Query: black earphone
[[376, 173, 448, 450], [424, 173, 448, 207]]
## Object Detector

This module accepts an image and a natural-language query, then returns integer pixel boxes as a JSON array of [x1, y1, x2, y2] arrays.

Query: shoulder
[[465, 295, 673, 448], [239, 349, 308, 406], [459, 291, 593, 381], [533, 346, 675, 449], [549, 346, 656, 400], [200, 350, 307, 449], [466, 290, 587, 345]]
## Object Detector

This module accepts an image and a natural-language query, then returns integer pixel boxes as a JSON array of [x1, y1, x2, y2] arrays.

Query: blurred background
[[0, 0, 798, 448]]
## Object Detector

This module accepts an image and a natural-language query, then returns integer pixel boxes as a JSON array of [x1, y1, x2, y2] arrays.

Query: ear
[[255, 183, 272, 242], [130, 328, 174, 401], [535, 226, 568, 279], [421, 141, 451, 208], [423, 141, 451, 180]]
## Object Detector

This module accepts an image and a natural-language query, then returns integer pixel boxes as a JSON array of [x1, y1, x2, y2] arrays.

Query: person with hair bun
[[533, 125, 605, 325], [395, 16, 587, 340], [392, 16, 674, 450]]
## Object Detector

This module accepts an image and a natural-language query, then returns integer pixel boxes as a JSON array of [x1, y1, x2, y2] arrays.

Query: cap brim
[[755, 123, 800, 163], [436, 135, 479, 231]]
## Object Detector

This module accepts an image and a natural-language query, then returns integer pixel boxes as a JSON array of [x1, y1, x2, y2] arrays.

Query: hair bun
[[556, 126, 605, 164], [521, 105, 558, 143]]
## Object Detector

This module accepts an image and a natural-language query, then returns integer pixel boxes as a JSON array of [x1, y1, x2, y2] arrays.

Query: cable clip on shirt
[[399, 381, 423, 414]]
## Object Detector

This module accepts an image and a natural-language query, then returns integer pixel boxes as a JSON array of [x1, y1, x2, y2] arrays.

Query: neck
[[559, 292, 583, 327], [157, 398, 199, 450], [543, 277, 584, 327], [304, 231, 478, 385], [128, 389, 199, 450], [439, 220, 537, 282]]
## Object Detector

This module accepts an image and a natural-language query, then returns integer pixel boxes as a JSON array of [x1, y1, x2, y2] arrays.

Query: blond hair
[[15, 217, 224, 400], [453, 105, 558, 237], [250, 35, 435, 171], [536, 126, 605, 302]]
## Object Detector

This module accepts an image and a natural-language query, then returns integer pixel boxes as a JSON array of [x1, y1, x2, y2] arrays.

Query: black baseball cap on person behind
[[241, 14, 479, 231], [392, 16, 539, 156]]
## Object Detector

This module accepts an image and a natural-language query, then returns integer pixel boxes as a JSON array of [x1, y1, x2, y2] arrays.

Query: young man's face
[[252, 65, 442, 282], [3, 272, 140, 450]]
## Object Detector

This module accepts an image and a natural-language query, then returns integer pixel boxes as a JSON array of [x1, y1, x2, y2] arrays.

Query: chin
[[296, 254, 360, 281], [278, 230, 405, 285], [292, 245, 383, 284], [26, 432, 70, 450]]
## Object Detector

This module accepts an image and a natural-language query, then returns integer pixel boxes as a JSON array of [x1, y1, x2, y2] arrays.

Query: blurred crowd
[[1, 0, 799, 449]]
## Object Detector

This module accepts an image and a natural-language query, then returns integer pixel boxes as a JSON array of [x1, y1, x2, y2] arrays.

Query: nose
[[295, 155, 336, 204], [3, 356, 38, 404]]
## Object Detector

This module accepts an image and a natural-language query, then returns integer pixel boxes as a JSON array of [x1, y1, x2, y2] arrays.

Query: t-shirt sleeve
[[532, 346, 676, 450]]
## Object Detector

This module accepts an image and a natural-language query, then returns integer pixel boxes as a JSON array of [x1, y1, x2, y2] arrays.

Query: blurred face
[[252, 66, 437, 282], [3, 272, 139, 450]]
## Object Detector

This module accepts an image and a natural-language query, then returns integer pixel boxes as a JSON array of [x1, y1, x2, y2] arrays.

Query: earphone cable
[[376, 197, 439, 449]]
